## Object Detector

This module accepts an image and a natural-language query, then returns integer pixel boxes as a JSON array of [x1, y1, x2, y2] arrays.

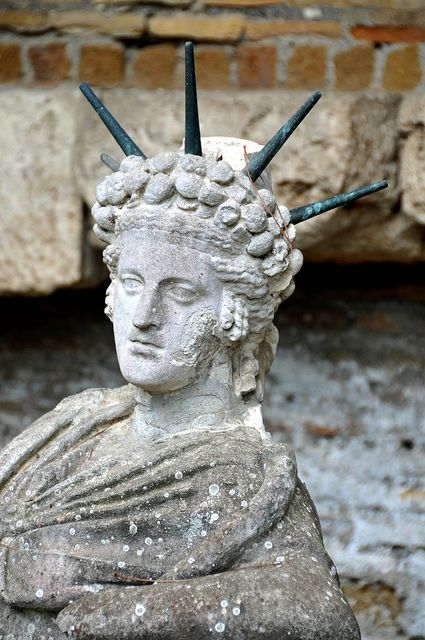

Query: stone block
[[79, 43, 124, 88], [0, 10, 49, 33], [399, 95, 425, 226], [50, 10, 146, 37], [382, 45, 421, 91], [91, 0, 191, 5], [148, 13, 246, 42], [202, 0, 287, 5], [236, 44, 277, 88], [334, 45, 375, 91], [286, 44, 327, 89], [0, 43, 21, 82], [0, 89, 82, 295], [245, 20, 341, 40], [132, 44, 176, 89], [28, 42, 71, 83]]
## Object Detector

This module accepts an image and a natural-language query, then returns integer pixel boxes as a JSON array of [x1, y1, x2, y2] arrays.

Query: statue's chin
[[119, 358, 199, 395]]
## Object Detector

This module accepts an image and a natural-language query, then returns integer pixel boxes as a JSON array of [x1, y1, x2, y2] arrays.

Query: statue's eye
[[167, 285, 197, 304], [121, 276, 143, 293]]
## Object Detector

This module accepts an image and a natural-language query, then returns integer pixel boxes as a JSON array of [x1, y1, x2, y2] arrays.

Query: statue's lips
[[129, 339, 163, 355]]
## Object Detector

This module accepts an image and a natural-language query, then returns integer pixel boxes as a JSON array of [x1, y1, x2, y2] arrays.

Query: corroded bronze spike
[[80, 83, 146, 159], [290, 180, 389, 225], [184, 42, 202, 157], [100, 153, 120, 172], [245, 91, 321, 182]]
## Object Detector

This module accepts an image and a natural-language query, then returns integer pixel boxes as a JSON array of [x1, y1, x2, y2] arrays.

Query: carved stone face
[[113, 229, 222, 394]]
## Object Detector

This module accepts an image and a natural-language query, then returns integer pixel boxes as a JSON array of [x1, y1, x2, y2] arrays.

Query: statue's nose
[[132, 287, 160, 329]]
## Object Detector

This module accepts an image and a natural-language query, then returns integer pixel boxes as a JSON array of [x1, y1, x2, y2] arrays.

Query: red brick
[[0, 43, 21, 82], [79, 43, 123, 87], [193, 46, 231, 89], [351, 25, 425, 43], [382, 45, 421, 91], [28, 42, 71, 83], [286, 44, 327, 89], [334, 45, 374, 91], [132, 44, 176, 90], [237, 44, 276, 89]]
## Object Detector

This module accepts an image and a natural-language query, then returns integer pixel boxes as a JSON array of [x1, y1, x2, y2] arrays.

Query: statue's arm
[[57, 557, 360, 640]]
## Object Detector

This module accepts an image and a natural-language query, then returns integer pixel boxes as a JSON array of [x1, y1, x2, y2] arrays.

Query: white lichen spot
[[129, 522, 138, 536], [229, 489, 236, 496], [164, 492, 170, 498], [232, 606, 241, 616], [276, 556, 284, 563], [175, 471, 183, 480], [145, 537, 153, 546], [277, 522, 283, 530], [210, 513, 219, 524], [201, 530, 207, 537], [209, 484, 220, 497], [135, 603, 146, 617], [75, 514, 81, 521], [215, 622, 225, 633], [117, 561, 126, 569], [264, 541, 273, 550], [36, 589, 44, 598], [69, 528, 76, 536], [188, 557, 195, 564], [240, 500, 248, 508], [220, 600, 228, 608], [123, 545, 130, 552]]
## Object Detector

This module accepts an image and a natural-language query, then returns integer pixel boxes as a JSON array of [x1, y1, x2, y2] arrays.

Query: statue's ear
[[216, 290, 249, 343], [105, 281, 115, 321]]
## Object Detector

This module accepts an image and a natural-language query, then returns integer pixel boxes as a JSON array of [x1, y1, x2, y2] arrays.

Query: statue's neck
[[131, 349, 265, 441]]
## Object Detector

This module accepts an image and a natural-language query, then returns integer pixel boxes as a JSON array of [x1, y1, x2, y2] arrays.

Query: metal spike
[[80, 83, 146, 159], [290, 180, 389, 225], [245, 91, 321, 183], [100, 153, 120, 172], [184, 42, 202, 157]]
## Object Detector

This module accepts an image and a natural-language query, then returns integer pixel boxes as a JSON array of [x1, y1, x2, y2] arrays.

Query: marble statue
[[0, 42, 388, 639]]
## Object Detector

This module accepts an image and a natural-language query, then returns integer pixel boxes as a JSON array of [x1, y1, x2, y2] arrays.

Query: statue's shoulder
[[50, 384, 134, 416], [0, 385, 136, 487]]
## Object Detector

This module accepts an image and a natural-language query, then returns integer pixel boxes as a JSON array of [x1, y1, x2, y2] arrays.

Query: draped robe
[[0, 386, 360, 639]]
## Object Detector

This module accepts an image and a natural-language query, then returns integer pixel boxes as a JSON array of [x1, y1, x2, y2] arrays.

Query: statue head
[[82, 41, 388, 401], [92, 143, 302, 400]]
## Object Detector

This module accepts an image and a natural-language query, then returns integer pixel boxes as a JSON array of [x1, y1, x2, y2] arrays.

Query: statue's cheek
[[170, 307, 219, 369]]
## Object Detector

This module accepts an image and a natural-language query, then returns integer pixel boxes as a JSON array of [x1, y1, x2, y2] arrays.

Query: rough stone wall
[[0, 0, 425, 294], [0, 86, 425, 294], [0, 268, 424, 640]]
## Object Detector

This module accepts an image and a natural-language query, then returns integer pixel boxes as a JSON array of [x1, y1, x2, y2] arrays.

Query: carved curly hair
[[92, 148, 303, 400]]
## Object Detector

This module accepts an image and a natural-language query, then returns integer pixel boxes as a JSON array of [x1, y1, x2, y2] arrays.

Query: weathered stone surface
[[0, 89, 82, 295], [2, 89, 425, 297], [399, 95, 425, 226]]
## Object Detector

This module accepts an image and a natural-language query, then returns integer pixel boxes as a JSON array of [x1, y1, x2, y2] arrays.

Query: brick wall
[[0, 0, 424, 91]]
